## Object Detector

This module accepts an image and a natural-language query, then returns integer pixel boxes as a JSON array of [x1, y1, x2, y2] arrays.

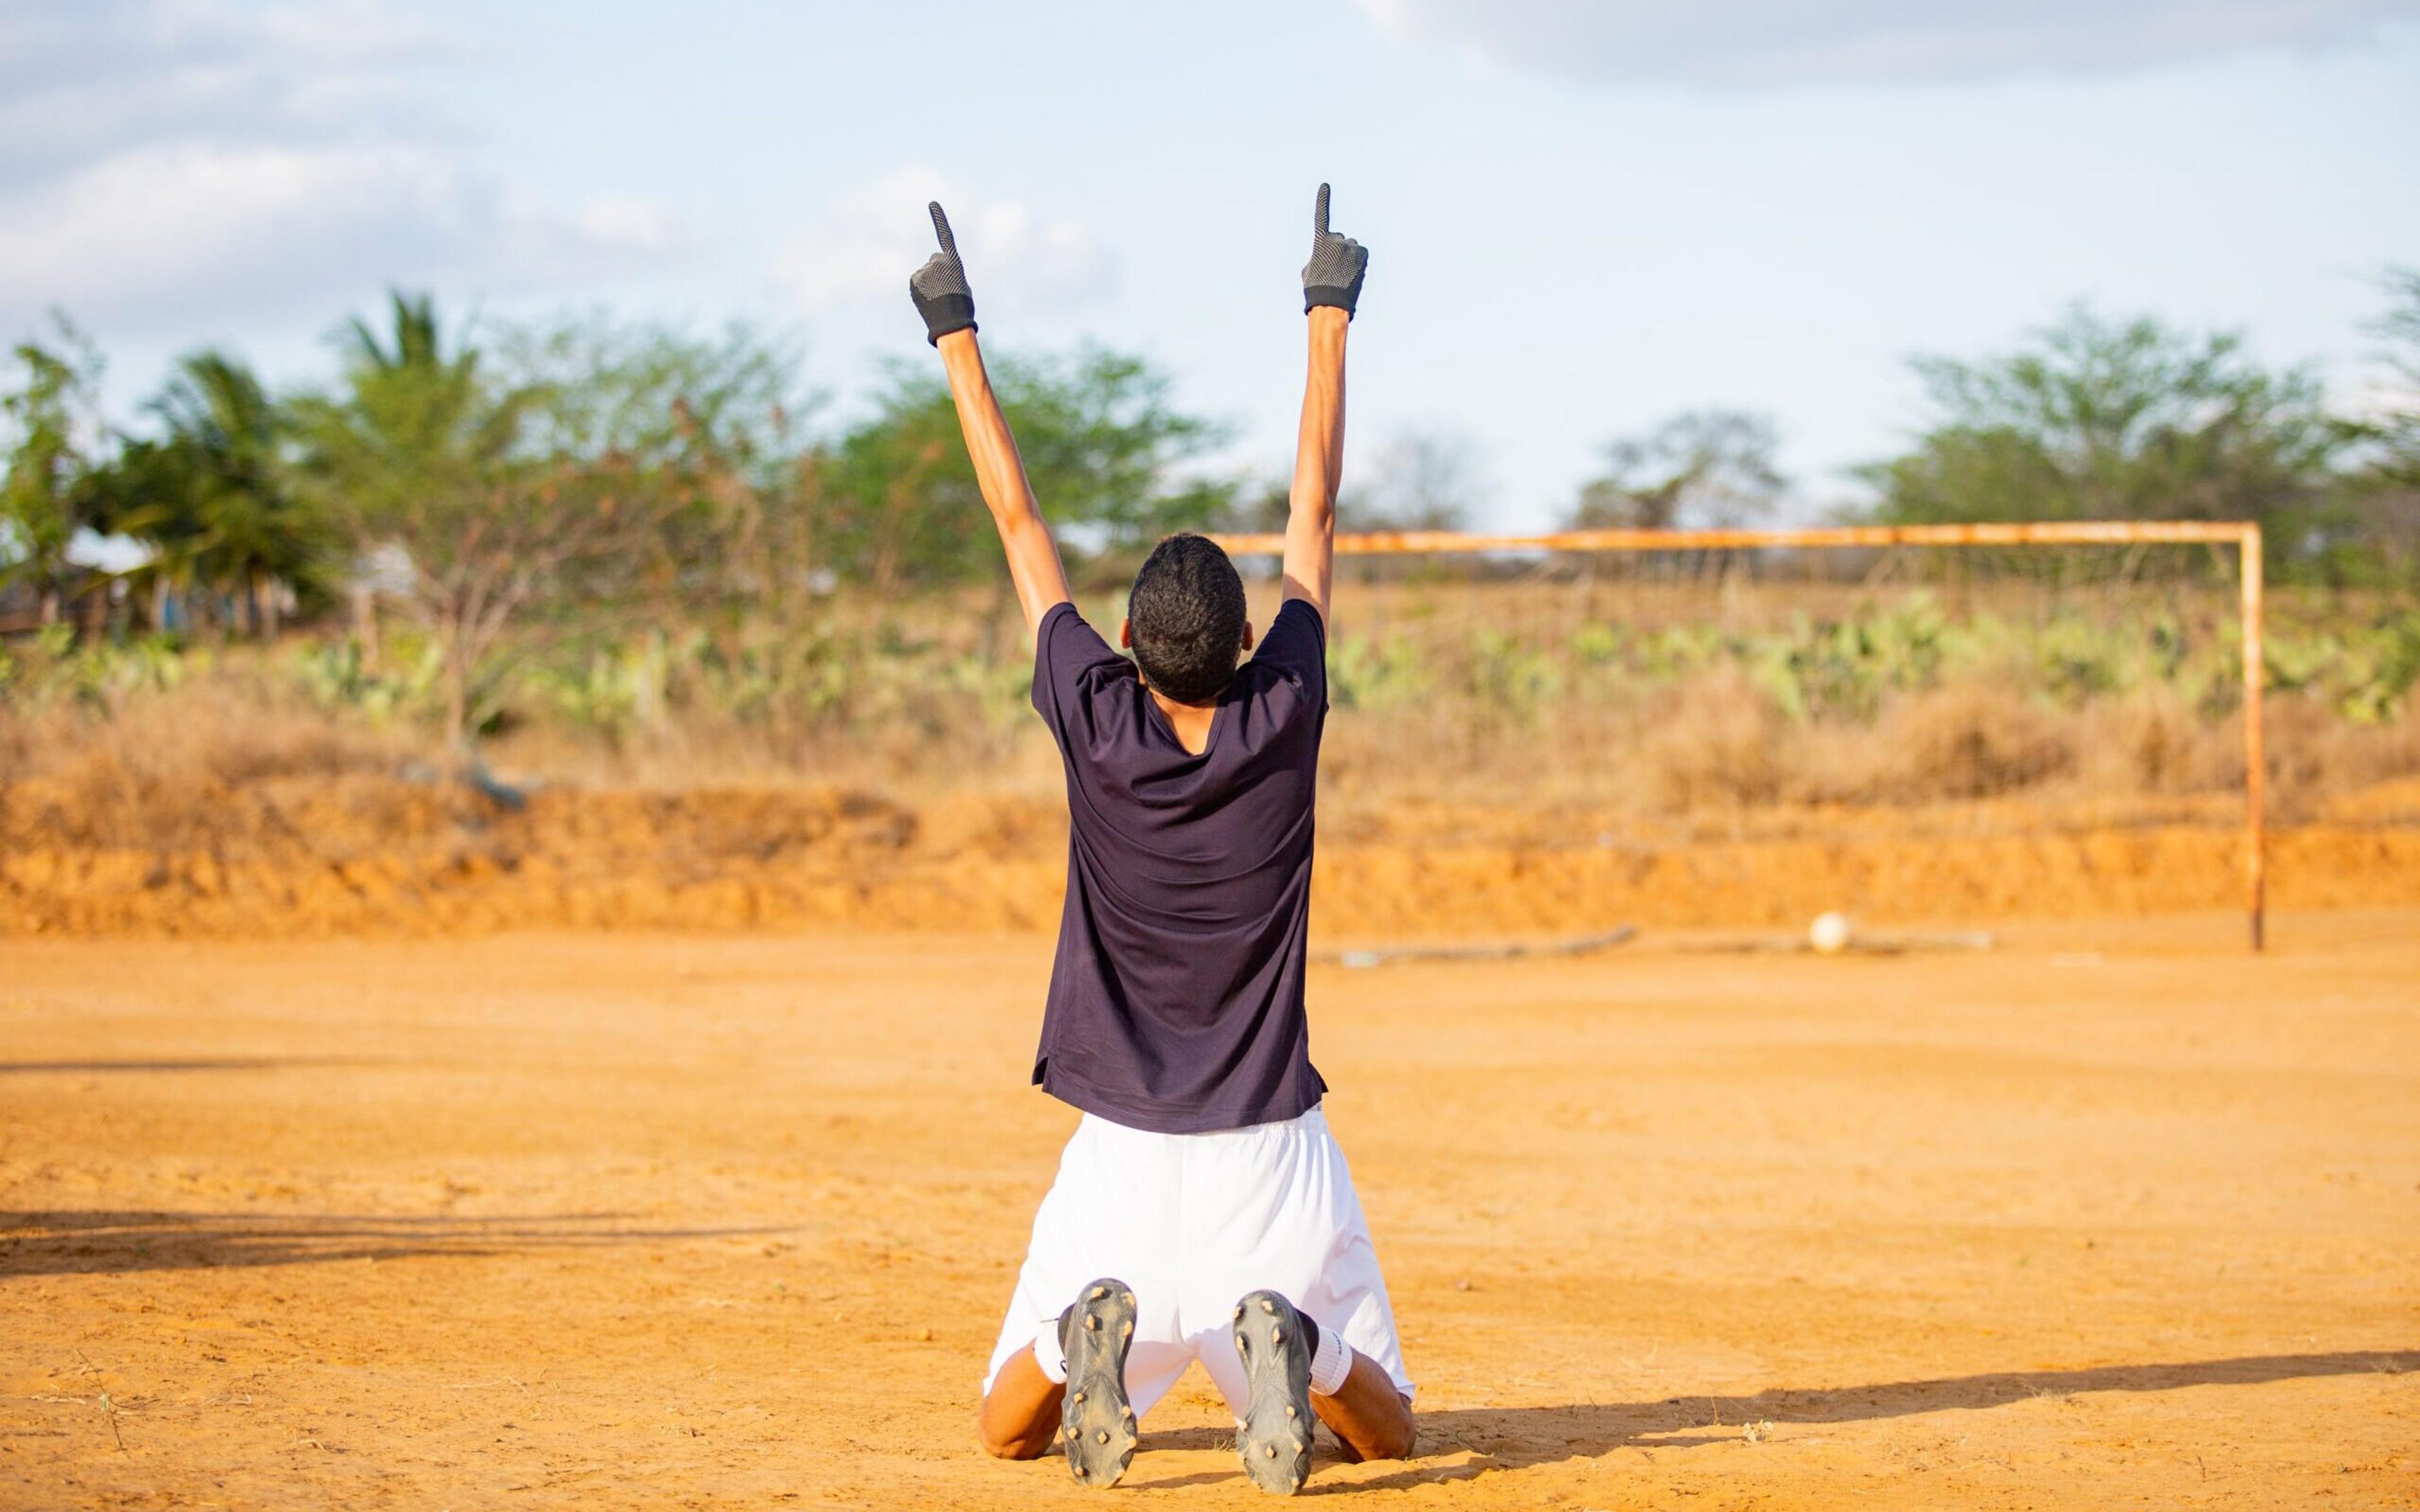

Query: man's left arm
[[912, 202, 1072, 638]]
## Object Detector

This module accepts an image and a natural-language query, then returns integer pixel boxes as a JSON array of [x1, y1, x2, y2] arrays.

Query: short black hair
[[1128, 533, 1248, 705]]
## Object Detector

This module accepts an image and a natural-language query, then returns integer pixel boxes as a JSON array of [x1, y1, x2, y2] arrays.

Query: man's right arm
[[1284, 185, 1367, 623], [911, 202, 1073, 641], [936, 326, 1072, 638]]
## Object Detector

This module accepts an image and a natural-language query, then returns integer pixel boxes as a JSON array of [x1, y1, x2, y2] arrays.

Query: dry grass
[[7, 574, 2418, 837], [1317, 668, 2420, 822], [12, 651, 2419, 835], [0, 675, 412, 852]]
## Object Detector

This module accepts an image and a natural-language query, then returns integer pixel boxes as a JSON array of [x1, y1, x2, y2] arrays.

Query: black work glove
[[1301, 183, 1368, 318], [909, 201, 976, 346]]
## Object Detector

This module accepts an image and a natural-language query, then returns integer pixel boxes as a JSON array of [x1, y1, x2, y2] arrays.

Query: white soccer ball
[[1809, 911, 1853, 956]]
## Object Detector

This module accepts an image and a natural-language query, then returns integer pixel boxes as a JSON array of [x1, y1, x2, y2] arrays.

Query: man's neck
[[1146, 684, 1218, 756]]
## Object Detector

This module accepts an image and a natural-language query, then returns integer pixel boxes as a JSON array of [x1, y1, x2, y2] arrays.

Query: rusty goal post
[[1207, 520, 2267, 951]]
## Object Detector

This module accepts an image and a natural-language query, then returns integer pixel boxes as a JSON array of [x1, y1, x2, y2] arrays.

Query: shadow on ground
[[1132, 1350, 2415, 1493], [0, 1210, 800, 1275], [0, 1058, 381, 1075]]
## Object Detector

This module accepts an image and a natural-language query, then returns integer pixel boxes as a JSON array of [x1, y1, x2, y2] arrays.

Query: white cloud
[[778, 168, 1115, 319], [1347, 0, 2419, 87], [0, 139, 679, 328], [0, 0, 452, 188], [0, 0, 681, 331]]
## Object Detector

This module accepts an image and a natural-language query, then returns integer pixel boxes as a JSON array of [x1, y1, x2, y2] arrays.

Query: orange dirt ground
[[7, 776, 2420, 939], [3, 912, 2415, 1509]]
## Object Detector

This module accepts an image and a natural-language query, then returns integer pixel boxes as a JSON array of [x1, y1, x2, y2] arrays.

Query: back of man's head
[[1128, 533, 1247, 705]]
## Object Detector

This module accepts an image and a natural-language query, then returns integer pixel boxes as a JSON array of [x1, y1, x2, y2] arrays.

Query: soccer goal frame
[[1209, 521, 2268, 952]]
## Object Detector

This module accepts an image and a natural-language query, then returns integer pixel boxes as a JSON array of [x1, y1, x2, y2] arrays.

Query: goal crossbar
[[1208, 521, 2267, 951]]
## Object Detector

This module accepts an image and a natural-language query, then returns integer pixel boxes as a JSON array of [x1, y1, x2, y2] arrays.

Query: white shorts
[[984, 1104, 1414, 1418]]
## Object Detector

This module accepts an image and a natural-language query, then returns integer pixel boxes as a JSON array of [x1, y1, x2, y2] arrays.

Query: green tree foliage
[[289, 293, 820, 745], [500, 314, 817, 614], [287, 292, 572, 743], [823, 346, 1230, 590], [101, 350, 330, 636], [0, 314, 105, 625], [2340, 266, 2420, 576], [1567, 410, 1785, 530], [1859, 306, 2344, 569]]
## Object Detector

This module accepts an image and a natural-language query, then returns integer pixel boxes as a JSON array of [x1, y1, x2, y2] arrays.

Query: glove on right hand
[[1301, 183, 1368, 318], [909, 202, 976, 346]]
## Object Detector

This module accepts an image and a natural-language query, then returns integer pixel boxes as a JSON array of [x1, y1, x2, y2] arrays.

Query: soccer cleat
[[1059, 1278, 1139, 1488], [1230, 1289, 1314, 1494]]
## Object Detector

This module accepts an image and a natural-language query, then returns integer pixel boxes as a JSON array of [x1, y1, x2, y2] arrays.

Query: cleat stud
[[1271, 1327, 1282, 1344], [1097, 1429, 1110, 1445], [1121, 1320, 1133, 1338], [1286, 1405, 1298, 1419], [1261, 1298, 1278, 1314], [1265, 1444, 1278, 1458], [1233, 1303, 1245, 1320], [1085, 1313, 1100, 1331], [1088, 1285, 1107, 1300], [1122, 1291, 1136, 1307], [1071, 1390, 1085, 1404]]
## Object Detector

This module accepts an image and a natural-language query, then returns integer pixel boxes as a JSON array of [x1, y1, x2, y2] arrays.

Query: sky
[[3, 0, 2417, 528]]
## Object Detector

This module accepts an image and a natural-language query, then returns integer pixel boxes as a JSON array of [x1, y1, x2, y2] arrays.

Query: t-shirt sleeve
[[1030, 602, 1129, 746], [1248, 598, 1328, 711]]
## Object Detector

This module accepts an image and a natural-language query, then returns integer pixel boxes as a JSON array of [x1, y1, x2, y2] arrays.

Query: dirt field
[[4, 912, 2416, 1509], [8, 774, 2420, 941]]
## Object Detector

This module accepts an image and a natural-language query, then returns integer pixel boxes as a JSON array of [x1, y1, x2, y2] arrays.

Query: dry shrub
[[0, 676, 414, 852], [2260, 695, 2420, 820], [1783, 679, 2068, 805], [1637, 668, 1789, 809], [482, 701, 1063, 799], [2071, 686, 2236, 796]]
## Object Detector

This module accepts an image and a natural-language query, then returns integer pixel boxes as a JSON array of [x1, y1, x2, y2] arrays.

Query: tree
[[1857, 306, 2342, 567], [1566, 410, 1785, 530], [1341, 427, 1490, 532], [825, 346, 1231, 590], [0, 314, 105, 626], [292, 296, 820, 744], [291, 293, 657, 746], [500, 314, 817, 616], [108, 350, 328, 636], [2339, 266, 2420, 576]]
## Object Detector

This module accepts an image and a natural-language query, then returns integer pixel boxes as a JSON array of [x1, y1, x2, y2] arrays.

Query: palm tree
[[147, 350, 325, 636], [289, 292, 519, 740]]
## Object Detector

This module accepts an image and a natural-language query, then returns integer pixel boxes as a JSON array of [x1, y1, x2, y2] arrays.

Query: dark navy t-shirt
[[1027, 598, 1330, 1135]]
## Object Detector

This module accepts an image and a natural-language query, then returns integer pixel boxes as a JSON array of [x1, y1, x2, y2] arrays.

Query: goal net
[[1212, 524, 2295, 950]]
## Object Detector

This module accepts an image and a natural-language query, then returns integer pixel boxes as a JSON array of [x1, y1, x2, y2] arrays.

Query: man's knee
[[977, 1431, 1038, 1461], [976, 1411, 1052, 1460], [1365, 1402, 1416, 1461]]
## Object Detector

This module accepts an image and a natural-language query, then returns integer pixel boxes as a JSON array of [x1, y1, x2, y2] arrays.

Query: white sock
[[1308, 1322, 1352, 1397], [1033, 1315, 1069, 1385]]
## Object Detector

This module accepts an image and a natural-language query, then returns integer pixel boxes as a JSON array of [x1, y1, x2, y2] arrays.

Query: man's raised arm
[[1284, 184, 1367, 624], [911, 202, 1071, 638]]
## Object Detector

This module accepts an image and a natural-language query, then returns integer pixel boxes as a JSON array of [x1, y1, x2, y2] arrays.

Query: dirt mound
[[6, 772, 2417, 939]]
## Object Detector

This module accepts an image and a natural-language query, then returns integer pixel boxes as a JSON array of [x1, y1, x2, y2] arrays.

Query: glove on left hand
[[1301, 183, 1368, 318]]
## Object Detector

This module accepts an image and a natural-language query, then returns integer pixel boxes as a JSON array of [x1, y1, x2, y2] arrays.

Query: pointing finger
[[1314, 183, 1330, 238], [929, 201, 957, 258]]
